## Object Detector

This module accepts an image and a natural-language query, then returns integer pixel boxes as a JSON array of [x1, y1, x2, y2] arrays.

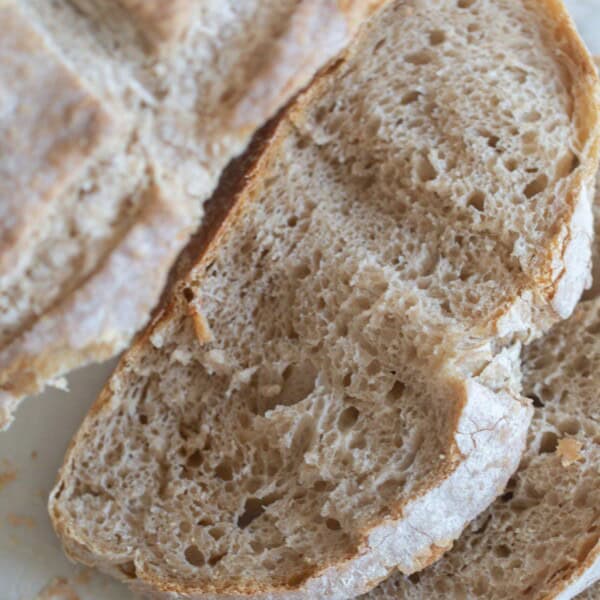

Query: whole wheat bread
[[49, 1, 599, 598], [364, 292, 600, 600], [0, 0, 380, 429]]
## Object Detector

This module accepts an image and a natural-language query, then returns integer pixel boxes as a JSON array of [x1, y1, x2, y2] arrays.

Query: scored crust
[[0, 0, 384, 428], [0, 1, 117, 277]]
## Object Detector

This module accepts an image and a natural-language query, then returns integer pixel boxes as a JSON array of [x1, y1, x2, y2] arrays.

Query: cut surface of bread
[[50, 1, 599, 597], [364, 296, 600, 600], [0, 0, 379, 429]]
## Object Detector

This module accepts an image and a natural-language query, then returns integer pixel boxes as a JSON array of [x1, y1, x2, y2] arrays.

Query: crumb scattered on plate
[[35, 577, 80, 600]]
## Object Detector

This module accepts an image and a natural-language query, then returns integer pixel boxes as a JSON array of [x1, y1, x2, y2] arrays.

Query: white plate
[[1, 2, 598, 598]]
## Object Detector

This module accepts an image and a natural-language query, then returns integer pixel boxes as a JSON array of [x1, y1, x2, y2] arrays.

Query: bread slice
[[364, 294, 600, 600], [0, 0, 380, 429], [49, 1, 598, 597]]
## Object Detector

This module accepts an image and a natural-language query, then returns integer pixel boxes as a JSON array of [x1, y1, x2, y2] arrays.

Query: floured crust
[[0, 0, 381, 427], [115, 0, 193, 48], [0, 185, 192, 430], [552, 545, 600, 600], [0, 2, 117, 276]]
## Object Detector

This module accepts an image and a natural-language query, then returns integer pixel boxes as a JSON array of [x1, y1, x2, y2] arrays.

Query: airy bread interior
[[49, 1, 600, 597]]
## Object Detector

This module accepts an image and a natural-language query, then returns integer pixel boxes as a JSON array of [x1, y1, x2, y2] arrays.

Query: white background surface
[[1, 3, 599, 599]]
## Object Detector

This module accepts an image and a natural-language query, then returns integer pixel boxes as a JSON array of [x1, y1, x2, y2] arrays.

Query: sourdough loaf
[[0, 0, 380, 429], [49, 1, 599, 598]]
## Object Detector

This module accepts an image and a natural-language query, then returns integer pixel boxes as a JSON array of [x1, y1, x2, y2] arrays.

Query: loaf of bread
[[0, 0, 380, 429], [49, 1, 599, 598]]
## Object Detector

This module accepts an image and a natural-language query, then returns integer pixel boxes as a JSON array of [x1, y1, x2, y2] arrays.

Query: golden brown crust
[[536, 0, 600, 305]]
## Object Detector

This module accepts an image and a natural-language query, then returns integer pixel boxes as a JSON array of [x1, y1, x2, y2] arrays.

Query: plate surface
[[1, 2, 599, 598]]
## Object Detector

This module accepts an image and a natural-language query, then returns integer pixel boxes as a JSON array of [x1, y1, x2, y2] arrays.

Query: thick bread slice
[[49, 0, 600, 596], [364, 296, 600, 600], [0, 0, 380, 429]]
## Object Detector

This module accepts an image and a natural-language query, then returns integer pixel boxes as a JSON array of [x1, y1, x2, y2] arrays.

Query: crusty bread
[[0, 0, 380, 429], [49, 1, 599, 598], [364, 294, 600, 600]]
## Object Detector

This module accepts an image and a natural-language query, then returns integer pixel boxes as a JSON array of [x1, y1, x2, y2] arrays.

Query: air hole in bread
[[238, 497, 266, 529], [499, 491, 513, 503], [209, 552, 226, 566], [539, 431, 558, 454], [186, 450, 203, 468], [373, 38, 385, 54], [287, 215, 298, 228], [209, 527, 225, 541], [338, 406, 359, 431], [467, 191, 485, 211], [523, 110, 541, 123], [416, 153, 437, 182], [387, 380, 405, 402], [408, 572, 421, 584], [183, 287, 194, 302], [215, 462, 233, 481], [458, 0, 476, 8], [405, 50, 433, 66], [180, 521, 192, 534], [524, 174, 548, 198], [366, 359, 381, 376], [526, 393, 544, 408], [118, 560, 137, 579], [558, 418, 580, 436], [429, 30, 445, 45], [504, 157, 518, 171], [138, 413, 148, 425], [325, 518, 342, 531], [184, 544, 205, 567]]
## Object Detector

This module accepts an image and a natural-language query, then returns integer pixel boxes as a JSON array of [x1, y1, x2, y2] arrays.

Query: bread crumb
[[47, 376, 69, 391], [0, 460, 17, 491], [6, 513, 35, 528], [35, 578, 80, 600], [556, 437, 583, 467], [204, 349, 231, 374]]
